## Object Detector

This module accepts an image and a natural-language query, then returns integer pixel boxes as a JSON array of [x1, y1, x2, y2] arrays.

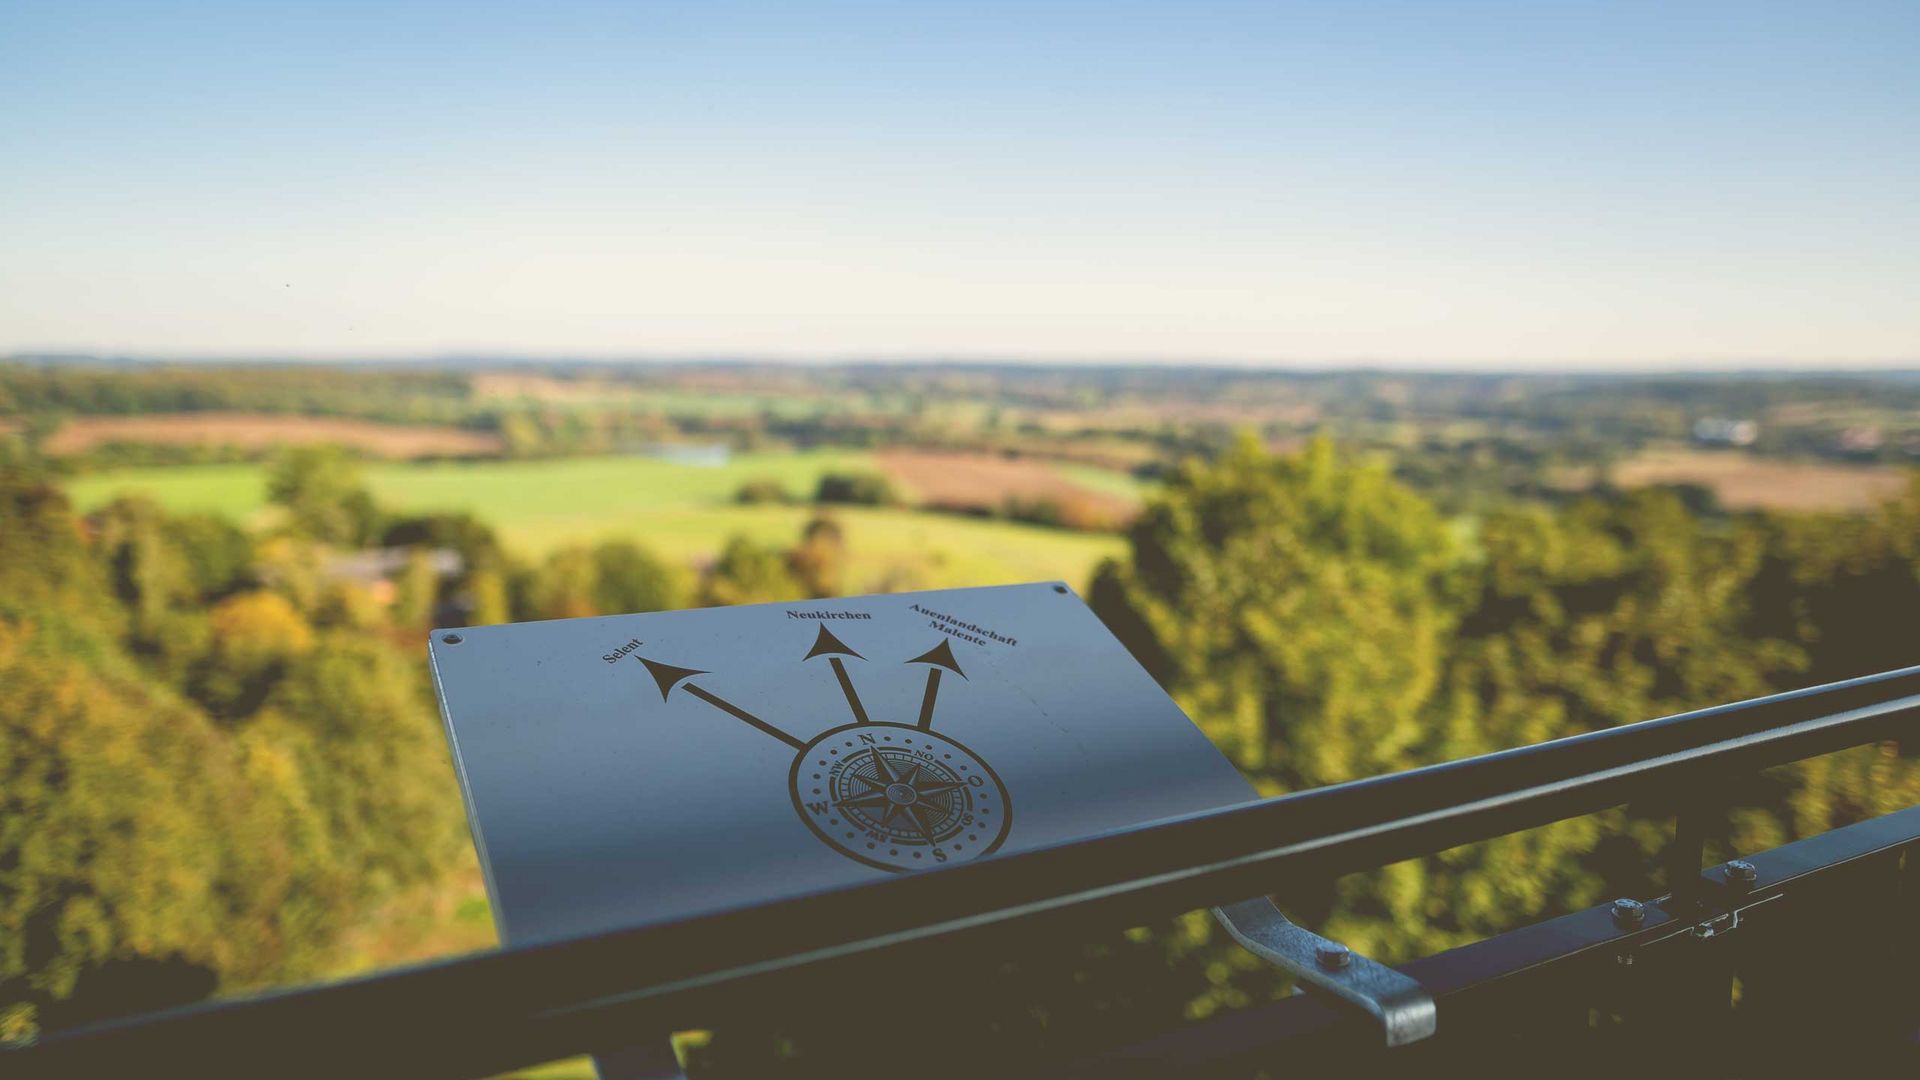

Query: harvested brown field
[[470, 372, 621, 403], [876, 450, 1138, 528], [42, 413, 504, 458], [1608, 450, 1908, 512]]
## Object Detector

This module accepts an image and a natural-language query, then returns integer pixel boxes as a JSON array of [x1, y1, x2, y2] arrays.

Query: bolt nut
[[1316, 943, 1353, 971], [1610, 898, 1646, 928], [441, 633, 463, 645], [1724, 860, 1757, 889]]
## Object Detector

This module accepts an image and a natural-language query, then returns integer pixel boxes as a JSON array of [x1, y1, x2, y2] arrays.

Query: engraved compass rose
[[633, 625, 1013, 872]]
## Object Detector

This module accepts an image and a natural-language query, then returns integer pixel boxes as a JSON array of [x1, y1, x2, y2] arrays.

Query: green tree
[[250, 635, 466, 971], [591, 540, 686, 614], [814, 471, 896, 506], [1085, 437, 1461, 1006], [526, 546, 600, 620], [1091, 436, 1458, 790], [265, 446, 379, 546], [702, 536, 803, 606], [0, 615, 274, 1030], [1384, 490, 1801, 958], [0, 460, 466, 1035], [733, 477, 791, 505]]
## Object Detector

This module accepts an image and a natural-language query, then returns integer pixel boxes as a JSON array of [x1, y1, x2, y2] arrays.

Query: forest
[[3, 402, 1917, 1070]]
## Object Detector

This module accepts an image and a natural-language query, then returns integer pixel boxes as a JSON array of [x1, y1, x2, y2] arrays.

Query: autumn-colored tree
[[0, 615, 273, 1030], [0, 459, 466, 1036], [785, 515, 847, 599]]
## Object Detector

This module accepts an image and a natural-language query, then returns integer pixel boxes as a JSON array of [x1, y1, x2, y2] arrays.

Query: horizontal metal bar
[[11, 664, 1920, 1079], [1059, 802, 1920, 1076]]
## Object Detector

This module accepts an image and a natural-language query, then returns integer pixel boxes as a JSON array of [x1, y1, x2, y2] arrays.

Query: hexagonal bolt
[[1724, 859, 1757, 889], [1610, 898, 1646, 928], [1316, 942, 1353, 971]]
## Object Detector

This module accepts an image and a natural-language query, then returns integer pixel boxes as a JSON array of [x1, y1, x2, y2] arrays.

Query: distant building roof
[[325, 547, 463, 585]]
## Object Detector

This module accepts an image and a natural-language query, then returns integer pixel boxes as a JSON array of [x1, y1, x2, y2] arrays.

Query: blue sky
[[3, 1, 1915, 366]]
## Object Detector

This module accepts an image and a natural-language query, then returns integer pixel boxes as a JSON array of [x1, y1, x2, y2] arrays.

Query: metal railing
[[11, 664, 1920, 1078]]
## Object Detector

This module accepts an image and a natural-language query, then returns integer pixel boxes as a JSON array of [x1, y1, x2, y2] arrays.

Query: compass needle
[[907, 803, 941, 847]]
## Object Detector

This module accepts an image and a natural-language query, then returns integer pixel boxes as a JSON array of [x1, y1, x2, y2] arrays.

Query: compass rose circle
[[790, 722, 1012, 872]]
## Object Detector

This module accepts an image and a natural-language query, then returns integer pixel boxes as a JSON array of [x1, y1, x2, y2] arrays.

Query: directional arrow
[[635, 655, 805, 750], [905, 638, 966, 730], [803, 624, 870, 724], [637, 656, 707, 701], [803, 625, 864, 662]]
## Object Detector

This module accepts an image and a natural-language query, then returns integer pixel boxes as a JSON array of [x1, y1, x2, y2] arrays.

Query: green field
[[64, 451, 1125, 591], [1054, 461, 1149, 501]]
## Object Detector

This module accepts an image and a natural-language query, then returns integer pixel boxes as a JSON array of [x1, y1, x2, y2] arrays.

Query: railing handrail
[[13, 663, 1920, 1078]]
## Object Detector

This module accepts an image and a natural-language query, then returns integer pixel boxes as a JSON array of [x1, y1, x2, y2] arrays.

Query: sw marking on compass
[[633, 622, 1013, 872]]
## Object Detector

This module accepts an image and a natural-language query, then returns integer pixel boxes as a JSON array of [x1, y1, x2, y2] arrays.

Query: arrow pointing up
[[803, 624, 864, 661], [804, 625, 870, 723], [636, 656, 708, 701], [906, 638, 966, 731], [906, 638, 966, 678]]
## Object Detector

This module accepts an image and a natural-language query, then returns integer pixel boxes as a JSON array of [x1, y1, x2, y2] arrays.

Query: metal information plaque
[[430, 582, 1255, 945]]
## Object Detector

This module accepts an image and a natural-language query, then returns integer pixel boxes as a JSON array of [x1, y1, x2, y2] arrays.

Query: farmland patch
[[43, 412, 504, 458], [1606, 450, 1908, 512], [876, 450, 1139, 528]]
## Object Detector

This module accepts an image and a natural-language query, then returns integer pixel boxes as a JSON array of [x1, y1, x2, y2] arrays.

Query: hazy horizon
[[11, 350, 1919, 377], [6, 2, 1917, 366]]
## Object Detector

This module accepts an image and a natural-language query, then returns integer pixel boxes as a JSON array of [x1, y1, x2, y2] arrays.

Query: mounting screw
[[1610, 898, 1646, 928], [441, 633, 463, 645], [1052, 584, 1069, 594], [1316, 943, 1353, 971], [1724, 860, 1757, 889]]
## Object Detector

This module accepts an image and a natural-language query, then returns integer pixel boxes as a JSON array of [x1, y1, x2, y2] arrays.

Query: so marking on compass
[[632, 625, 1013, 872]]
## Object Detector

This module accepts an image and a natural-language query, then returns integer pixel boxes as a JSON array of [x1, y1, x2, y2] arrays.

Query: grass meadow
[[65, 451, 1129, 592]]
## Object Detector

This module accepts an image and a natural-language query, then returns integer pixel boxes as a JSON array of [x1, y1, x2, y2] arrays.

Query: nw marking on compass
[[635, 624, 1013, 872]]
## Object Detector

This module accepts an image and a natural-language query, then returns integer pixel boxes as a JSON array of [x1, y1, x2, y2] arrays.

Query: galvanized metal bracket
[[1213, 897, 1437, 1047]]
